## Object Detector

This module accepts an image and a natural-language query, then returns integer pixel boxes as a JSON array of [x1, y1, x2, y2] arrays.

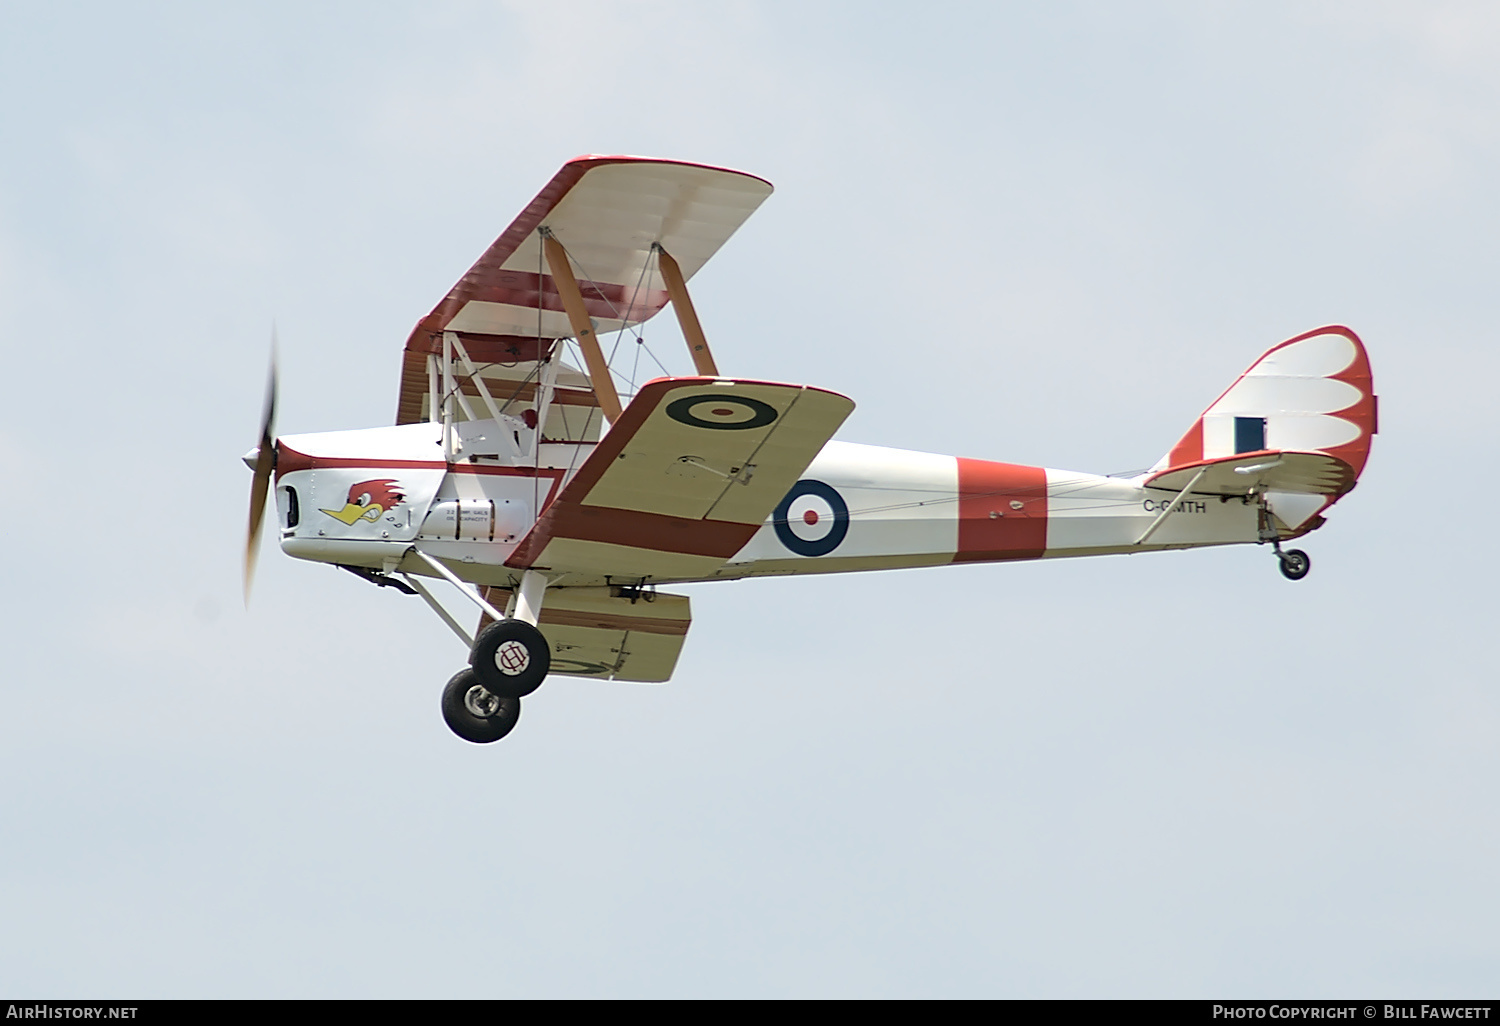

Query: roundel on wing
[[773, 479, 849, 557], [665, 393, 778, 430]]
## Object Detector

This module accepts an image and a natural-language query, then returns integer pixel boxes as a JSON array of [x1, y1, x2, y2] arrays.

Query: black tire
[[470, 619, 551, 698], [1278, 548, 1311, 581], [441, 667, 521, 744]]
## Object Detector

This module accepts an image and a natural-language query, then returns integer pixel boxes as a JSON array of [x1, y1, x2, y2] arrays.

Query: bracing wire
[[551, 236, 681, 391]]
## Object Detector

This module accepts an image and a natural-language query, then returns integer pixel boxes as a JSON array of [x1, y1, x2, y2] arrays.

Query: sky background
[[1, 0, 1497, 998]]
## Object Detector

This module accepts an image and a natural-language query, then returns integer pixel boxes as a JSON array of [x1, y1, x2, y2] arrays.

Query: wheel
[[1278, 548, 1311, 581], [441, 667, 521, 743], [470, 618, 551, 698]]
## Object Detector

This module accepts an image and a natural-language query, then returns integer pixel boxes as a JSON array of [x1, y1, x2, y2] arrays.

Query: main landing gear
[[394, 553, 557, 744], [439, 618, 552, 744], [441, 667, 521, 743], [470, 618, 551, 698]]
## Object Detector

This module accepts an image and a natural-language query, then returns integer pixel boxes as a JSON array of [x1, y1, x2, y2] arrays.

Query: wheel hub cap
[[494, 639, 531, 676], [464, 684, 502, 718]]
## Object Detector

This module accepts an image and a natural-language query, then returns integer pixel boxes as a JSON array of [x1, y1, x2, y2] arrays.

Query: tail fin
[[1150, 326, 1377, 532]]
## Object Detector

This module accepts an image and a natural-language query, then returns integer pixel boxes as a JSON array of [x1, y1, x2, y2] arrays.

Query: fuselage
[[271, 423, 1266, 591]]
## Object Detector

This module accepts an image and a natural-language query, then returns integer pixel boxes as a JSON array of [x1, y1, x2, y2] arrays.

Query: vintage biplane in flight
[[243, 156, 1377, 744]]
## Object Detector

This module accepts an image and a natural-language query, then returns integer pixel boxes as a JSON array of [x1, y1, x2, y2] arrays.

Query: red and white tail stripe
[[1156, 325, 1377, 482]]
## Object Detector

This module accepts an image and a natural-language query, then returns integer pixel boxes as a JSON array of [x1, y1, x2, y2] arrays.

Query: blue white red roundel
[[773, 479, 849, 557]]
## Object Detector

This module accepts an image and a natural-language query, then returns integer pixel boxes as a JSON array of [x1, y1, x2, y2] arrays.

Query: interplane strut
[[543, 232, 624, 424]]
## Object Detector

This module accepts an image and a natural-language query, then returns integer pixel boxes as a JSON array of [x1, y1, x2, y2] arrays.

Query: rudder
[[1150, 326, 1377, 534], [1153, 326, 1376, 477]]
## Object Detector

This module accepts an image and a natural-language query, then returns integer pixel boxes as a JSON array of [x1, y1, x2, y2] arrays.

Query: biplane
[[243, 155, 1378, 744]]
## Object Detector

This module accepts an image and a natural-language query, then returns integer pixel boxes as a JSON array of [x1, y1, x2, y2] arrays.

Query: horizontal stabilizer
[[1145, 450, 1356, 496]]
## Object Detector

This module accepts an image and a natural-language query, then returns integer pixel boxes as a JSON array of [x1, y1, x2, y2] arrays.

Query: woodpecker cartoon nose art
[[320, 478, 406, 526]]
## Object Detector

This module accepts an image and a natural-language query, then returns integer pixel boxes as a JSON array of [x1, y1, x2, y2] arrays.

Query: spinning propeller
[[243, 338, 279, 604]]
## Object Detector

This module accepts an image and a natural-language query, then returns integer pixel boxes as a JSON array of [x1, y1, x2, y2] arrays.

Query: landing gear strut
[[1256, 492, 1311, 582]]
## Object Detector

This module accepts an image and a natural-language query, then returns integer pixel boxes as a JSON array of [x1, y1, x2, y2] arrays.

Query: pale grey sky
[[1, 1, 1496, 997]]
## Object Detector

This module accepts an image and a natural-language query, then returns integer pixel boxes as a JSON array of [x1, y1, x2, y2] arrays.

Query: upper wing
[[395, 155, 774, 425], [506, 377, 855, 581]]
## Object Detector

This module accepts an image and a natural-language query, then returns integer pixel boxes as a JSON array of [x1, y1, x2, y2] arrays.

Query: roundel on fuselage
[[772, 479, 849, 557]]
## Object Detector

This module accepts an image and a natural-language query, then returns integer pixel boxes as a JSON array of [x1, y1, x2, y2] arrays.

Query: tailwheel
[[1278, 548, 1311, 581], [470, 618, 551, 699], [442, 667, 521, 744]]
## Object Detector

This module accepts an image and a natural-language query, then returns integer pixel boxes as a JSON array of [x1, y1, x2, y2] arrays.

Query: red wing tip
[[561, 154, 773, 189], [634, 376, 854, 404]]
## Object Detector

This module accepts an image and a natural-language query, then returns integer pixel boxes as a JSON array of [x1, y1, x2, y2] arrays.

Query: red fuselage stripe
[[953, 457, 1048, 562]]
